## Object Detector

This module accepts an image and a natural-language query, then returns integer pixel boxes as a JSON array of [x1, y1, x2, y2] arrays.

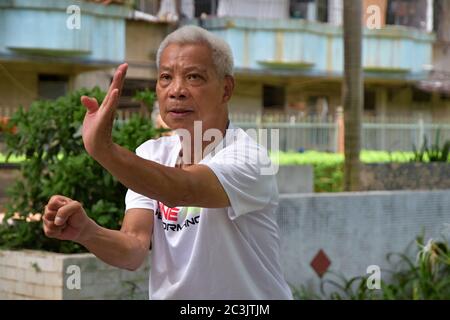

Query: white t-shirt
[[125, 123, 293, 300]]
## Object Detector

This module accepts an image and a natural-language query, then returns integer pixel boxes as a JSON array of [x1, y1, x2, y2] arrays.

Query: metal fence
[[230, 112, 450, 152], [2, 106, 450, 152]]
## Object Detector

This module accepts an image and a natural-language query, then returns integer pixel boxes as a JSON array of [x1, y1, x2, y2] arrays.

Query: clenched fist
[[43, 195, 93, 242]]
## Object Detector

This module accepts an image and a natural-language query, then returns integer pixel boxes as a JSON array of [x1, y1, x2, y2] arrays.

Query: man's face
[[156, 43, 232, 133]]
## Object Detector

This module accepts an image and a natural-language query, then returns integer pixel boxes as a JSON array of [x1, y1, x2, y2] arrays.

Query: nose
[[169, 77, 189, 100]]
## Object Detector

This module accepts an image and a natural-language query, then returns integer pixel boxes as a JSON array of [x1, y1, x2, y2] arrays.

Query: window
[[134, 0, 160, 15], [386, 0, 428, 30], [364, 89, 376, 112], [290, 0, 314, 19], [316, 0, 328, 23], [263, 85, 285, 110], [290, 0, 328, 22], [38, 75, 68, 100], [195, 0, 218, 17], [412, 87, 431, 103]]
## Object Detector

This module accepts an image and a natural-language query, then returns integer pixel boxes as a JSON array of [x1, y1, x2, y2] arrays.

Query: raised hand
[[80, 63, 128, 158], [43, 195, 92, 242]]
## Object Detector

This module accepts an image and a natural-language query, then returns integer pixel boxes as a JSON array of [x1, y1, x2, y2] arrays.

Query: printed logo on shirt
[[158, 202, 179, 221], [155, 202, 201, 232]]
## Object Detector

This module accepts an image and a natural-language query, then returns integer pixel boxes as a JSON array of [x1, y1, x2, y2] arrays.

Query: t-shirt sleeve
[[204, 141, 278, 219], [124, 142, 157, 213]]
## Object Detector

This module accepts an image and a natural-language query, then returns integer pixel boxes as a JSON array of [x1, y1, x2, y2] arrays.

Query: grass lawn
[[0, 153, 25, 164], [271, 150, 415, 166]]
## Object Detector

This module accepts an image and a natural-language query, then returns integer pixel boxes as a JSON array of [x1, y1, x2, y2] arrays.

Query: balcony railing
[[0, 0, 131, 66], [199, 17, 435, 80]]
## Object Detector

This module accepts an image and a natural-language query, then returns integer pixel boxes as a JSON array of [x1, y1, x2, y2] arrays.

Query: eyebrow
[[159, 65, 208, 74]]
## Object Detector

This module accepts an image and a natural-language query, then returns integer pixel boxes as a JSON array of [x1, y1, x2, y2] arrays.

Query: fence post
[[256, 109, 262, 132], [418, 117, 425, 148], [335, 106, 345, 154]]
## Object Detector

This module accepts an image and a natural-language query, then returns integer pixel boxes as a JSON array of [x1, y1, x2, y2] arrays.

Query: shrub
[[0, 88, 160, 253], [412, 130, 450, 163]]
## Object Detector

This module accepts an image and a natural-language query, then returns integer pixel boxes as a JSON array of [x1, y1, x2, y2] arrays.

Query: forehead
[[159, 43, 214, 71]]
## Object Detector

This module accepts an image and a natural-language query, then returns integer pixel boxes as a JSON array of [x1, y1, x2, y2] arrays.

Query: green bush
[[0, 88, 160, 253], [412, 130, 450, 163]]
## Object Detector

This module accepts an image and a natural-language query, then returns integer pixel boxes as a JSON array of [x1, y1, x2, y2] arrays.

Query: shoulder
[[215, 124, 271, 162], [207, 123, 276, 175]]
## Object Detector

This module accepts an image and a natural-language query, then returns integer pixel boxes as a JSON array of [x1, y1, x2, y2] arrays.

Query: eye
[[187, 74, 203, 81], [159, 73, 172, 82]]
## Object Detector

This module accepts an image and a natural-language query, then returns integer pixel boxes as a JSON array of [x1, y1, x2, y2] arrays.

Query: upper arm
[[180, 164, 230, 208], [120, 208, 154, 249], [184, 144, 277, 218]]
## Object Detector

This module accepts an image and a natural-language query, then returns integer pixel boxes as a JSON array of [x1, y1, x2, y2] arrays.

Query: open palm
[[81, 63, 128, 157]]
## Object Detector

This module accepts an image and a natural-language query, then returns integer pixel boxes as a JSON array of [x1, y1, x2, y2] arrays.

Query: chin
[[165, 119, 195, 131]]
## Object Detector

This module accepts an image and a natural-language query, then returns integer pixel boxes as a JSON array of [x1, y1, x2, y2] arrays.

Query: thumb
[[54, 201, 83, 226], [81, 96, 99, 114]]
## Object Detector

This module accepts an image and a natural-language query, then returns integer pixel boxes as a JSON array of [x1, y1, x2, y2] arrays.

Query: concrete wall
[[276, 165, 314, 194], [1, 189, 449, 299], [0, 65, 38, 114], [229, 80, 262, 114], [276, 190, 450, 296], [73, 20, 171, 95], [361, 163, 450, 191], [0, 250, 150, 300], [0, 62, 106, 114], [125, 20, 169, 80]]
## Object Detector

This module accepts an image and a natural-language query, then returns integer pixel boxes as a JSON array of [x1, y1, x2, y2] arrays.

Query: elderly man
[[43, 25, 292, 300]]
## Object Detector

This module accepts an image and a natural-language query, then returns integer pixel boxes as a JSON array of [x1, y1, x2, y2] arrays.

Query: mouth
[[167, 108, 194, 118]]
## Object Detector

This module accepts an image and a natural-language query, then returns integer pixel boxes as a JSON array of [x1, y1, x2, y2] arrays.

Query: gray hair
[[156, 25, 234, 78]]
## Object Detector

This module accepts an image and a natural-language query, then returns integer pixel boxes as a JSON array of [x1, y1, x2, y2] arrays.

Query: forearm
[[94, 143, 190, 207], [76, 219, 149, 271]]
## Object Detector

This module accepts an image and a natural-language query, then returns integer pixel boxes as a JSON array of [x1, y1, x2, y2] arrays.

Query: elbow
[[124, 263, 141, 272], [121, 238, 149, 271], [123, 254, 146, 271]]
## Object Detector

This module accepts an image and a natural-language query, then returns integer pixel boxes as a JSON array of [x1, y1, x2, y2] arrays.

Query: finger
[[117, 63, 128, 97], [103, 64, 127, 107], [107, 89, 119, 114], [44, 225, 61, 238], [43, 215, 60, 229], [43, 208, 57, 221], [81, 96, 99, 114], [54, 201, 82, 226], [47, 195, 72, 211], [43, 216, 65, 236]]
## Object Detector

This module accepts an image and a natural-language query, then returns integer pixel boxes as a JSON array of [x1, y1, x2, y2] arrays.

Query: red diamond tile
[[310, 249, 331, 278]]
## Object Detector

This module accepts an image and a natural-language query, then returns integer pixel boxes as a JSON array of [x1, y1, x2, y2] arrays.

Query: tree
[[342, 0, 363, 191]]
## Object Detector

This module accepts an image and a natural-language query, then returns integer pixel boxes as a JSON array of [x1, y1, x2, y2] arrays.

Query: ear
[[222, 75, 235, 103]]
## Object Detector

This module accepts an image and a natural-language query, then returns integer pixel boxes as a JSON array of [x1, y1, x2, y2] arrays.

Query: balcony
[[200, 17, 435, 81], [0, 0, 131, 68]]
